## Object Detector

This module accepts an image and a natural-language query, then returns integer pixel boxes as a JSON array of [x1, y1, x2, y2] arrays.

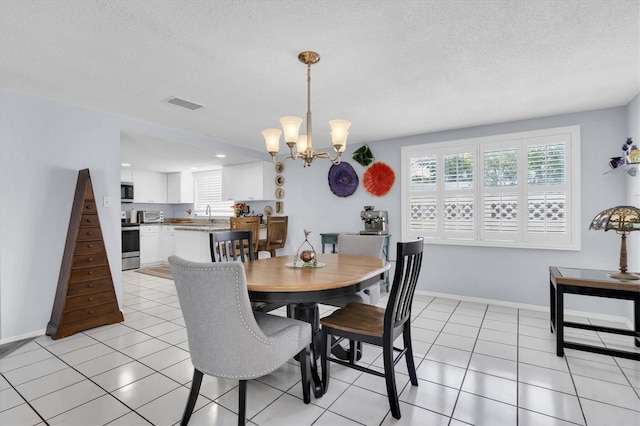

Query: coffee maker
[[360, 206, 388, 235]]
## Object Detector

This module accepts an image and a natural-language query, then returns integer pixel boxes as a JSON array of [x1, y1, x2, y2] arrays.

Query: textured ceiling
[[1, 0, 638, 172]]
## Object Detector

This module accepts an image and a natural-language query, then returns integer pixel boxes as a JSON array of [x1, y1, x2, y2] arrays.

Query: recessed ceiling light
[[216, 154, 226, 158], [121, 163, 131, 167], [190, 167, 198, 170]]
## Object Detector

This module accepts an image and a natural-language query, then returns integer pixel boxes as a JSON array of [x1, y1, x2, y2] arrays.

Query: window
[[402, 126, 580, 250], [193, 170, 234, 216]]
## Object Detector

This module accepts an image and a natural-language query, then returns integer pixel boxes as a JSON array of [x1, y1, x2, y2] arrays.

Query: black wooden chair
[[210, 230, 255, 262], [320, 238, 424, 419]]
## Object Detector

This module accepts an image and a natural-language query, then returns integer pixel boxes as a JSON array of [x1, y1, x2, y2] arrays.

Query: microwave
[[121, 182, 134, 203]]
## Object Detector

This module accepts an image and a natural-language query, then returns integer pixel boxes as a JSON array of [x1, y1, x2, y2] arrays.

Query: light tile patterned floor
[[1, 270, 638, 425]]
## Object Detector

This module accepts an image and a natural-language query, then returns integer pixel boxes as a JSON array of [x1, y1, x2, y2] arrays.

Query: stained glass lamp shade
[[589, 205, 640, 280]]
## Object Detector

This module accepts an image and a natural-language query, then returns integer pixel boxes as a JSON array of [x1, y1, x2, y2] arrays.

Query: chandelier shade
[[262, 51, 351, 168]]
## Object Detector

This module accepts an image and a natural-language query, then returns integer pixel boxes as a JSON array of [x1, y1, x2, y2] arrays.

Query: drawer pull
[[86, 231, 93, 235], [86, 219, 93, 222], [88, 310, 94, 314], [88, 297, 94, 301], [88, 257, 94, 262], [88, 283, 95, 288], [87, 244, 93, 248], [88, 271, 93, 275]]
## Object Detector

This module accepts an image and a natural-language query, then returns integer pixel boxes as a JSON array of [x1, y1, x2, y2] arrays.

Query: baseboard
[[0, 328, 46, 346], [415, 289, 634, 330]]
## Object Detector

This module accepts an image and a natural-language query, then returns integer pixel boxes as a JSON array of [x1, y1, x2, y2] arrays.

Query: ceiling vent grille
[[166, 97, 205, 111]]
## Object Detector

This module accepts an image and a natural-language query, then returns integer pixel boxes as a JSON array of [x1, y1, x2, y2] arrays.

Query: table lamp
[[589, 205, 640, 280]]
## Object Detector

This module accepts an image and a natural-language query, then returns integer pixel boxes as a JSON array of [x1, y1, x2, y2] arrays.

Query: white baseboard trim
[[415, 290, 634, 330], [0, 328, 46, 346]]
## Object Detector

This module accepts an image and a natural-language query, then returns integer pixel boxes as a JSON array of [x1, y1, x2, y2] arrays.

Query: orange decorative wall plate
[[363, 162, 395, 196]]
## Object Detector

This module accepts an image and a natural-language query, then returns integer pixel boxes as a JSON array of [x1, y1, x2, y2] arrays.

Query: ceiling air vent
[[165, 97, 205, 111]]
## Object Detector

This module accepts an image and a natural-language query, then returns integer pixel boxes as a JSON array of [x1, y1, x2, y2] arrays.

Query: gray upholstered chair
[[168, 256, 312, 426], [322, 234, 385, 306]]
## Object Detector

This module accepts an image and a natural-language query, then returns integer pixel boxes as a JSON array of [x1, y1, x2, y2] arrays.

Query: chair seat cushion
[[320, 303, 386, 337], [254, 312, 312, 354]]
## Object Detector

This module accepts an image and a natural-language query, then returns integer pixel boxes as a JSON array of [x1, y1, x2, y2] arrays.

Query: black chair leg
[[299, 346, 311, 403], [403, 325, 419, 386], [181, 369, 203, 425], [383, 340, 401, 419], [238, 380, 247, 426]]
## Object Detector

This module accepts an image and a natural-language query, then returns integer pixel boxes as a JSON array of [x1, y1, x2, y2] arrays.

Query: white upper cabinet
[[222, 162, 276, 201], [167, 172, 194, 204], [120, 168, 133, 182], [133, 169, 168, 203]]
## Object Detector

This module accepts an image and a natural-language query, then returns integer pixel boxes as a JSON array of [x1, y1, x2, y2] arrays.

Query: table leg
[[635, 296, 640, 348], [549, 279, 556, 333], [556, 285, 564, 357], [290, 303, 324, 398]]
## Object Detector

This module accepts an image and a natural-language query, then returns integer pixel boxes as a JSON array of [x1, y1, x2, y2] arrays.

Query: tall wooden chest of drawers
[[46, 169, 124, 339]]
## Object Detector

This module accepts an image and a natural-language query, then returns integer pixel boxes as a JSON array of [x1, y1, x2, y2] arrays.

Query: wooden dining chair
[[230, 216, 260, 258], [320, 234, 386, 362], [210, 230, 255, 262], [168, 256, 311, 426], [320, 238, 424, 420], [257, 216, 288, 257]]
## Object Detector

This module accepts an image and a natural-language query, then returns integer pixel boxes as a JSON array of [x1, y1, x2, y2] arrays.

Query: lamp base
[[608, 271, 640, 281]]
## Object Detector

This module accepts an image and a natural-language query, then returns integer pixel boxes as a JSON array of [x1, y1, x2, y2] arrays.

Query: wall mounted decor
[[352, 144, 374, 167], [275, 175, 285, 186], [363, 162, 395, 196], [276, 201, 284, 214], [328, 162, 359, 197]]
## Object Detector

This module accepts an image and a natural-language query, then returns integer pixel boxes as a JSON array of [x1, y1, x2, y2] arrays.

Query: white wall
[[1, 87, 637, 343], [0, 90, 121, 342], [282, 105, 637, 319], [625, 94, 639, 273], [0, 88, 266, 344]]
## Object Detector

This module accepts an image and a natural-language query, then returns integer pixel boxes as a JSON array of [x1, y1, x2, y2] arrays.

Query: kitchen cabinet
[[120, 168, 133, 182], [175, 230, 211, 263], [133, 169, 167, 203], [222, 162, 276, 201], [161, 225, 176, 261], [140, 225, 161, 265], [167, 172, 194, 203]]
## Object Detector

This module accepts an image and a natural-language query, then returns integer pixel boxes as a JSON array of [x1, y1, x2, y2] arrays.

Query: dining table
[[243, 253, 390, 397]]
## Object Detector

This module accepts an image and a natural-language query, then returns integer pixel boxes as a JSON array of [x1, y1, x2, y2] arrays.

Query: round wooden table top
[[244, 254, 389, 302]]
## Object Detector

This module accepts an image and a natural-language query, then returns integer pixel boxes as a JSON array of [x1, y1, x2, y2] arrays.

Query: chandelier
[[262, 51, 351, 168]]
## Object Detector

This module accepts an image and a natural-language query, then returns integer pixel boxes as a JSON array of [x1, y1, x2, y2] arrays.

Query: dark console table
[[549, 266, 639, 360]]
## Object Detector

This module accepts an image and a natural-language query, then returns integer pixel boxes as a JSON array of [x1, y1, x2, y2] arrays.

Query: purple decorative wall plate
[[328, 162, 359, 197]]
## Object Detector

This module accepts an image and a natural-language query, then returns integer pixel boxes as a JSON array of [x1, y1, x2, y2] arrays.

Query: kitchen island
[[173, 222, 266, 262]]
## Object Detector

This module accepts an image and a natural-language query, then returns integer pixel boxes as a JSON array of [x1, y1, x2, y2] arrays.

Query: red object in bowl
[[363, 162, 395, 196]]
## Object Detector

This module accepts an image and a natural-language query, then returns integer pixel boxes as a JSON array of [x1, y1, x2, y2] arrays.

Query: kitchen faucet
[[205, 205, 212, 224]]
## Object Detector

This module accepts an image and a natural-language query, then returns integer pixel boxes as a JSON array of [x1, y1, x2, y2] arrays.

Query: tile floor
[[1, 270, 639, 425]]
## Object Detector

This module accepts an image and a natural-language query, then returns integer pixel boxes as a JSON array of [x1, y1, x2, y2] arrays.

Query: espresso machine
[[360, 206, 389, 235]]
